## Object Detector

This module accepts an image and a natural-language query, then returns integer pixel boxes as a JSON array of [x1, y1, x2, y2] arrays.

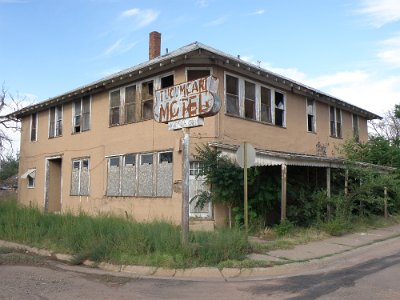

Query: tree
[[0, 155, 19, 181], [0, 84, 22, 159], [369, 105, 400, 146]]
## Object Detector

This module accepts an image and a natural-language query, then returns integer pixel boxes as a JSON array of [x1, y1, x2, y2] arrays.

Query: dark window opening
[[187, 69, 210, 81], [275, 92, 284, 127], [161, 75, 174, 88]]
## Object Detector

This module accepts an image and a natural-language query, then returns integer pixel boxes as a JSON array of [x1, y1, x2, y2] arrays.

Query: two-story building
[[12, 32, 380, 228]]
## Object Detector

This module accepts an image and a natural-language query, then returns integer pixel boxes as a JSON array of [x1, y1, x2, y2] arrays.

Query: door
[[46, 158, 62, 212], [189, 161, 212, 218]]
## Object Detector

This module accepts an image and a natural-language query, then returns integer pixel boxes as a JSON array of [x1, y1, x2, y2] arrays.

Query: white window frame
[[30, 113, 38, 142], [48, 105, 63, 138], [224, 72, 286, 127], [352, 113, 359, 140], [72, 96, 91, 133], [330, 106, 342, 138], [306, 98, 316, 133], [71, 158, 90, 196]]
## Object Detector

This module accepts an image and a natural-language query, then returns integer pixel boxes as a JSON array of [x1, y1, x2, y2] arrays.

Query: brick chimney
[[149, 31, 161, 60]]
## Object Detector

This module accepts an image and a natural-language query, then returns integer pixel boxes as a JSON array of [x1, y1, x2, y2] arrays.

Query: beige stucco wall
[[17, 62, 371, 226]]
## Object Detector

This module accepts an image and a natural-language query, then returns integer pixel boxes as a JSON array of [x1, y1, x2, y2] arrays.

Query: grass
[[0, 200, 250, 268], [0, 247, 46, 265]]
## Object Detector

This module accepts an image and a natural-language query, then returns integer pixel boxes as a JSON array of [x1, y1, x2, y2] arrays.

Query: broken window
[[141, 81, 154, 120], [352, 114, 359, 141], [125, 85, 136, 124], [330, 106, 342, 138], [138, 153, 154, 196], [226, 75, 239, 116], [244, 81, 256, 120], [71, 158, 90, 196], [187, 69, 210, 81], [73, 96, 91, 133], [161, 74, 174, 88], [307, 99, 316, 132], [30, 113, 38, 142], [274, 92, 285, 127], [49, 105, 62, 138], [110, 90, 121, 126], [156, 151, 173, 197], [260, 87, 272, 123]]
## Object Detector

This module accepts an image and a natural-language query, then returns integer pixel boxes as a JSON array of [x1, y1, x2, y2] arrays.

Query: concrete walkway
[[1, 224, 400, 281]]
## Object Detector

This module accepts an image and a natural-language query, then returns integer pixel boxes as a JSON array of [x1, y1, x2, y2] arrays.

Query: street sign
[[236, 143, 256, 168]]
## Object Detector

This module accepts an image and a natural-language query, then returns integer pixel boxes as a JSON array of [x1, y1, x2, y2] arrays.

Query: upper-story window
[[274, 91, 285, 127], [330, 106, 342, 138], [260, 87, 272, 123], [186, 68, 211, 81], [141, 80, 154, 120], [307, 99, 316, 133], [225, 73, 286, 127], [49, 105, 62, 138], [244, 81, 256, 120], [73, 96, 91, 133], [226, 75, 240, 116], [30, 113, 38, 142], [352, 113, 359, 141], [110, 85, 136, 126]]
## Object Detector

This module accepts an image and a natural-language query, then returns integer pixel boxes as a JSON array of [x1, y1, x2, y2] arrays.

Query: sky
[[1, 0, 400, 154]]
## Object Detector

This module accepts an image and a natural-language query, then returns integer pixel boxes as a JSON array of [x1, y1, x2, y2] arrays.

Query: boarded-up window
[[138, 153, 154, 196], [125, 86, 136, 124], [107, 157, 121, 196], [141, 81, 154, 120], [121, 154, 136, 196], [71, 158, 90, 196], [156, 152, 173, 197], [110, 90, 121, 126], [275, 92, 285, 127], [226, 75, 239, 116], [244, 81, 256, 120], [260, 87, 272, 123]]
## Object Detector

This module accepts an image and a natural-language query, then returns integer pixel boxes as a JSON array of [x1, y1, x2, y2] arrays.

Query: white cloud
[[377, 34, 400, 67], [196, 0, 208, 8], [249, 9, 265, 16], [205, 16, 228, 27], [120, 8, 159, 30], [242, 56, 399, 115], [358, 0, 400, 27], [103, 39, 137, 56]]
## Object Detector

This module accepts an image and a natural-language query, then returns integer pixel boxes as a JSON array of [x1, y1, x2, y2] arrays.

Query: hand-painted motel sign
[[154, 75, 221, 130]]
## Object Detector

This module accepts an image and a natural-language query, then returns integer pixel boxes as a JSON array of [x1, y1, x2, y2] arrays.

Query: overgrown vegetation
[[0, 155, 18, 181], [0, 200, 249, 268]]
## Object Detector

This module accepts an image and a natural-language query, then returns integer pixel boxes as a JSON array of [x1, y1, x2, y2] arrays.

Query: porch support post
[[326, 167, 331, 218], [281, 163, 287, 222]]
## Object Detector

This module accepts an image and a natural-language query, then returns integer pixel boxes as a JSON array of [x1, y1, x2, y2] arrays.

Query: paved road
[[1, 237, 400, 299]]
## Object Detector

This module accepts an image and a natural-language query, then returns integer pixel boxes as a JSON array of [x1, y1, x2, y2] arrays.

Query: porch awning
[[21, 169, 36, 179]]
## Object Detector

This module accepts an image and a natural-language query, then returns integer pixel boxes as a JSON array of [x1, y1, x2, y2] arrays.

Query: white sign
[[154, 75, 220, 123], [236, 143, 256, 168], [168, 116, 204, 131]]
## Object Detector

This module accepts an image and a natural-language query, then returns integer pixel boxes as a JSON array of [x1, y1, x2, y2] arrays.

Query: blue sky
[[1, 0, 400, 145]]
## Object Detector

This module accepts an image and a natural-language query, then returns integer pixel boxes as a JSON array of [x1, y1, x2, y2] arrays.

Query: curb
[[1, 230, 400, 281]]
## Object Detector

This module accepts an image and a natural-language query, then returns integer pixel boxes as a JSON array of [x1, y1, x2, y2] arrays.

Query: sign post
[[236, 143, 255, 231], [154, 76, 221, 245]]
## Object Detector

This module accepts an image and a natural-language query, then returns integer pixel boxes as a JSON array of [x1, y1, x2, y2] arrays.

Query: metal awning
[[21, 169, 36, 179], [208, 142, 395, 171]]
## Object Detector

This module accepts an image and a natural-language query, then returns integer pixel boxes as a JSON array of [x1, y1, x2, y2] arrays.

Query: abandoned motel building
[[11, 32, 384, 229]]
